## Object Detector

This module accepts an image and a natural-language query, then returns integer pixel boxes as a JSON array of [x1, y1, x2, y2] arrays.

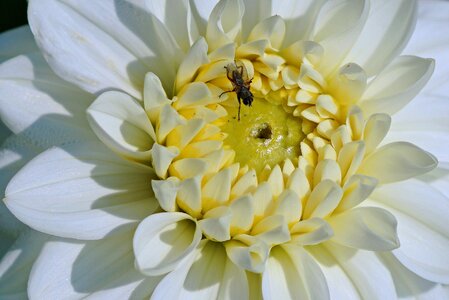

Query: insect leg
[[237, 95, 242, 121], [219, 90, 235, 98]]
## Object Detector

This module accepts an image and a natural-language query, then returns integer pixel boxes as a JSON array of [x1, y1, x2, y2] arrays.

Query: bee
[[219, 60, 253, 121]]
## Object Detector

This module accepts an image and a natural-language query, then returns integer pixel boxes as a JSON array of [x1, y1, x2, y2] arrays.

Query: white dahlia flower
[[1, 0, 449, 299]]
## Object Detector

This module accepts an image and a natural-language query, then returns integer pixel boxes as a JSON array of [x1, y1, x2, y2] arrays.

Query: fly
[[219, 60, 254, 121]]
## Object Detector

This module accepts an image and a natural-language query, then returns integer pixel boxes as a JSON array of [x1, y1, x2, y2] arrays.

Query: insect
[[219, 60, 254, 121]]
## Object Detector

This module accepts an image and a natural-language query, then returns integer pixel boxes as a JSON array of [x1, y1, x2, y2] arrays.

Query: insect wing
[[235, 60, 250, 83]]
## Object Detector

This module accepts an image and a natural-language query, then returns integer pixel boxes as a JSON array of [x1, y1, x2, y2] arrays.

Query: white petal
[[28, 0, 183, 98], [175, 38, 209, 90], [0, 26, 38, 62], [344, 0, 417, 76], [152, 241, 249, 300], [273, 0, 327, 46], [0, 229, 49, 299], [225, 234, 270, 273], [262, 244, 329, 300], [329, 207, 399, 251], [29, 233, 160, 299], [335, 174, 378, 212], [312, 0, 370, 75], [241, 0, 273, 41], [358, 142, 437, 184], [0, 53, 94, 142], [378, 251, 449, 300], [134, 212, 202, 276], [360, 55, 435, 116], [290, 218, 334, 246], [145, 0, 200, 52], [370, 179, 449, 283], [4, 143, 157, 240], [309, 242, 397, 300], [87, 91, 155, 161]]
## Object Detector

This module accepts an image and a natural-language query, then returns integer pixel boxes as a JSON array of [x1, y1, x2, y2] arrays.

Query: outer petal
[[0, 229, 49, 299], [309, 242, 397, 300], [360, 55, 434, 116], [358, 142, 437, 184], [405, 0, 449, 96], [344, 0, 417, 76], [28, 232, 161, 299], [312, 0, 370, 76], [0, 26, 38, 62], [262, 244, 329, 300], [329, 207, 399, 251], [378, 252, 449, 300], [152, 241, 249, 300], [0, 53, 94, 141], [369, 179, 449, 283], [28, 0, 183, 98], [4, 142, 158, 240], [385, 94, 449, 162]]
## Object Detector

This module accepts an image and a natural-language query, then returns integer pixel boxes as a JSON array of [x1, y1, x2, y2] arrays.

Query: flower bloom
[[1, 0, 449, 298]]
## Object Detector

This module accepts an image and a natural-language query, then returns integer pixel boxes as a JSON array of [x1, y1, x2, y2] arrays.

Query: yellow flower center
[[220, 98, 304, 172]]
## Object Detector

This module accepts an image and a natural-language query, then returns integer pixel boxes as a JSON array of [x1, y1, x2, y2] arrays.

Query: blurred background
[[0, 0, 28, 33]]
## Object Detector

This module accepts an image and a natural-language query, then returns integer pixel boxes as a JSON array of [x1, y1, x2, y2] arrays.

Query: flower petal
[[152, 240, 249, 300], [28, 0, 183, 98], [0, 53, 94, 141], [360, 55, 435, 116], [87, 91, 155, 161], [344, 0, 417, 76], [134, 212, 202, 276], [0, 229, 49, 299], [303, 180, 343, 219], [358, 142, 437, 184], [329, 207, 399, 251], [262, 244, 329, 300], [29, 233, 160, 299], [4, 143, 157, 240], [309, 242, 397, 299], [369, 179, 449, 283], [312, 0, 369, 75]]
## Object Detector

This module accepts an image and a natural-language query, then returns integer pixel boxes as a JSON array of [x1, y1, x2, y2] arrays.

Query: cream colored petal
[[151, 144, 179, 179], [143, 72, 170, 121], [230, 195, 255, 235], [335, 174, 378, 213], [169, 158, 208, 179], [337, 141, 365, 183], [176, 175, 202, 218], [252, 215, 291, 246], [202, 167, 233, 211], [199, 206, 232, 242], [267, 165, 284, 198], [271, 189, 302, 225], [253, 182, 273, 220], [87, 91, 155, 161], [329, 63, 367, 106], [225, 234, 270, 273], [286, 168, 311, 205], [230, 169, 257, 199], [151, 178, 180, 212], [156, 104, 186, 144], [363, 113, 391, 155], [166, 118, 206, 150], [313, 159, 341, 187], [175, 38, 209, 91], [247, 15, 285, 49], [358, 142, 437, 184], [134, 212, 202, 276], [174, 82, 216, 109], [303, 180, 343, 219], [290, 218, 334, 246], [360, 55, 435, 116]]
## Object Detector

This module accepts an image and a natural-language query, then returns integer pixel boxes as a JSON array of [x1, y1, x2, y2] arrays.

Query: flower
[[1, 0, 449, 298]]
